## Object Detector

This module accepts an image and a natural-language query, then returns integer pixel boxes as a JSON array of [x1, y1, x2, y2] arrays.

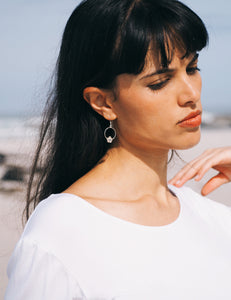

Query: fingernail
[[195, 175, 200, 181], [176, 180, 181, 186]]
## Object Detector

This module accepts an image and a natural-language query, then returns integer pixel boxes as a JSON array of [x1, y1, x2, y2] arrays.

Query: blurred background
[[1, 0, 231, 297]]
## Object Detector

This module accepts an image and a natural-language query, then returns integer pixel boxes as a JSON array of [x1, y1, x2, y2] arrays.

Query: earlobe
[[83, 87, 117, 120]]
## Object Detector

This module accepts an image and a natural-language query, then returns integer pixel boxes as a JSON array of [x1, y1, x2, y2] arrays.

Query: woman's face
[[111, 51, 202, 151]]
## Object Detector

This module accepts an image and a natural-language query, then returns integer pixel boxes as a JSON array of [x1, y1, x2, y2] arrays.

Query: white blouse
[[5, 185, 231, 300]]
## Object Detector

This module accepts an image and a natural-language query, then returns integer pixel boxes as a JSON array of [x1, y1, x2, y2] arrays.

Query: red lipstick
[[178, 110, 202, 128]]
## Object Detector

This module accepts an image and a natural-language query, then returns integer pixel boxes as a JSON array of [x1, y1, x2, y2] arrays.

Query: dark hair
[[25, 0, 208, 220]]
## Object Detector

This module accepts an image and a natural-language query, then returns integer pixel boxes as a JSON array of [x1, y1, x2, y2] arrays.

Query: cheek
[[196, 73, 202, 93], [116, 103, 149, 136], [114, 89, 174, 138], [114, 90, 155, 125]]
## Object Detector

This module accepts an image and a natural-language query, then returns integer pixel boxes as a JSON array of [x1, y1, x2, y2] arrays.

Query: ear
[[83, 87, 117, 120]]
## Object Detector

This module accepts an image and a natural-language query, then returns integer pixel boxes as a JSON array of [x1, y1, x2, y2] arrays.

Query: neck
[[97, 143, 170, 200]]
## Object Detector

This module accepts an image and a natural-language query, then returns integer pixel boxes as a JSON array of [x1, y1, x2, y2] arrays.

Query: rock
[[0, 153, 6, 164], [0, 180, 25, 193], [2, 166, 24, 181]]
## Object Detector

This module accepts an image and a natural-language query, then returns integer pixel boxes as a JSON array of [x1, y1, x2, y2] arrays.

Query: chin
[[174, 127, 201, 150]]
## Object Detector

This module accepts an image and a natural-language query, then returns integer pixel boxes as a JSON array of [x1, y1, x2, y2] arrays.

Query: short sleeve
[[5, 239, 87, 300]]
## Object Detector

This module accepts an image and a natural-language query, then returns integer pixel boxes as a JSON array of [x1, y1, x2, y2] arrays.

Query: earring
[[104, 120, 116, 143]]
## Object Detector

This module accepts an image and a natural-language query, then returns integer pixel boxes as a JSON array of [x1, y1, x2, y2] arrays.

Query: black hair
[[25, 0, 208, 220]]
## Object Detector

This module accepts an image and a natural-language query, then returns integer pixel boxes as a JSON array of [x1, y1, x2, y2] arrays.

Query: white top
[[5, 185, 231, 300]]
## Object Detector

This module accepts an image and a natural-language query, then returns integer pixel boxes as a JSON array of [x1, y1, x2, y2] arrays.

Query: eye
[[148, 78, 170, 91], [186, 66, 201, 75]]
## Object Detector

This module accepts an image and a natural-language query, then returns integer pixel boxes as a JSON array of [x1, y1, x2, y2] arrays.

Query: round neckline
[[56, 184, 184, 231]]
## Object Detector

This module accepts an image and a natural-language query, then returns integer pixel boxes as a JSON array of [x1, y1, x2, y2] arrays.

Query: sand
[[0, 128, 231, 298]]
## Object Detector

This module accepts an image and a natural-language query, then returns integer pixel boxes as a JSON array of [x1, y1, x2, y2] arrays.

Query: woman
[[5, 0, 231, 299]]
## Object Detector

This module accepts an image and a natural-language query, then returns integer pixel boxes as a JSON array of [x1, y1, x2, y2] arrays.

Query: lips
[[178, 110, 202, 128]]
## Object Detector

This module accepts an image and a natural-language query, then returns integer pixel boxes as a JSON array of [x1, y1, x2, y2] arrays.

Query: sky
[[1, 0, 231, 116]]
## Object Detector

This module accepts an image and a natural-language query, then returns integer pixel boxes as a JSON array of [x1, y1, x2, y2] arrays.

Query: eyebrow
[[140, 53, 199, 80], [139, 68, 175, 80]]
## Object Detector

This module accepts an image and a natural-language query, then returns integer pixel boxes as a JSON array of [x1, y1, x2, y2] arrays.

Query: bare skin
[[66, 147, 180, 226], [64, 51, 203, 226], [169, 147, 231, 196]]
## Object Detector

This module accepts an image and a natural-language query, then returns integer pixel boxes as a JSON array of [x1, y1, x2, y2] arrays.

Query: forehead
[[114, 49, 198, 90], [141, 49, 197, 74]]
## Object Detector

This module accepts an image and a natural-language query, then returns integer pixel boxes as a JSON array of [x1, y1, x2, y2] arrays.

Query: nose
[[177, 74, 201, 107]]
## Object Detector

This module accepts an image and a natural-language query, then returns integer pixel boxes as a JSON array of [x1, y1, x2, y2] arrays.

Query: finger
[[192, 148, 231, 176], [169, 157, 203, 183], [191, 158, 221, 182], [169, 150, 217, 183], [201, 173, 230, 196], [213, 165, 231, 181], [170, 149, 229, 186], [169, 165, 198, 187], [169, 156, 212, 186]]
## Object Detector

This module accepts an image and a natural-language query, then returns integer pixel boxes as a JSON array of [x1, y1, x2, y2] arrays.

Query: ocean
[[0, 111, 230, 144], [0, 116, 40, 140]]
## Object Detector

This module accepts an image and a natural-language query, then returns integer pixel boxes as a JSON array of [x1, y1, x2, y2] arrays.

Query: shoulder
[[171, 184, 230, 209], [25, 193, 82, 229], [170, 184, 231, 231], [5, 238, 86, 299], [6, 194, 94, 298], [22, 193, 92, 252]]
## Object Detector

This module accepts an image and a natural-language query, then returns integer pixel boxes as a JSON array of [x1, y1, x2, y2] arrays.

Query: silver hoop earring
[[104, 120, 116, 143]]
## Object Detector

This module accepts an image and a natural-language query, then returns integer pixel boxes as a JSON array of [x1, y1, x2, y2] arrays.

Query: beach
[[0, 117, 231, 298]]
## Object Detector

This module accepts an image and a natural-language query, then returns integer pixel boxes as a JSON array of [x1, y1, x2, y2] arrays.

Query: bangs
[[110, 0, 208, 75]]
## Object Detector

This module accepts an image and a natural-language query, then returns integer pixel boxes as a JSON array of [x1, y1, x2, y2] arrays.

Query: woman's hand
[[169, 147, 231, 196]]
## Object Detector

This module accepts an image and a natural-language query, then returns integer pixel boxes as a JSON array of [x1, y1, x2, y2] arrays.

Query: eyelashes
[[148, 66, 201, 91], [186, 66, 200, 75], [148, 78, 170, 91]]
